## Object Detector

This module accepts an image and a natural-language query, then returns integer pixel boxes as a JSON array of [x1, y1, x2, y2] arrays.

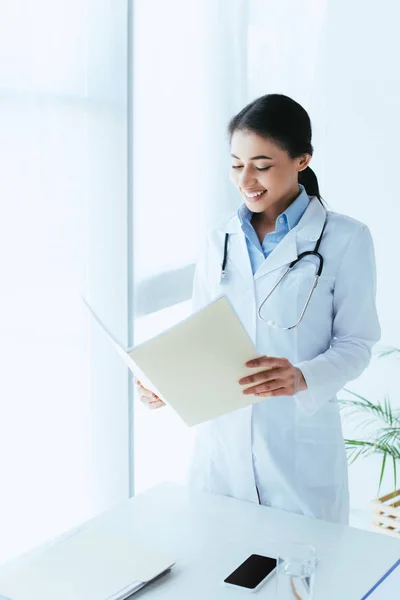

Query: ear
[[297, 154, 312, 173]]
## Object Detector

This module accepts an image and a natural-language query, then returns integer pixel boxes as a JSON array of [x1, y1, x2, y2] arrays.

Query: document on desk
[[360, 558, 400, 599], [0, 525, 175, 600], [83, 295, 262, 427]]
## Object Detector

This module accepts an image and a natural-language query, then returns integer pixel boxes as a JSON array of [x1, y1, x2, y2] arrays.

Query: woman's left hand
[[238, 356, 307, 397]]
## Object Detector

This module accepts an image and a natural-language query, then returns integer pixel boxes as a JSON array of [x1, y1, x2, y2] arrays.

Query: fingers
[[138, 386, 160, 401], [135, 379, 159, 399], [242, 378, 286, 396], [255, 387, 287, 398], [139, 393, 165, 410], [239, 367, 286, 387], [135, 379, 165, 409], [148, 399, 165, 410], [245, 355, 287, 369], [240, 356, 295, 397]]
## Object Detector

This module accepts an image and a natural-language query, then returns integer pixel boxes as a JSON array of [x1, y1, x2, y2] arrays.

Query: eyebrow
[[231, 154, 273, 160]]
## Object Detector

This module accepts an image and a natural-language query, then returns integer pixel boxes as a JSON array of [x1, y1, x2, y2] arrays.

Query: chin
[[241, 188, 270, 212], [247, 202, 267, 213], [244, 199, 269, 213]]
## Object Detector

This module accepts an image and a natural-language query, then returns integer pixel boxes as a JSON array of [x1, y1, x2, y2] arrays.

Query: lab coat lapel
[[253, 198, 326, 280], [221, 214, 254, 285], [254, 229, 298, 280]]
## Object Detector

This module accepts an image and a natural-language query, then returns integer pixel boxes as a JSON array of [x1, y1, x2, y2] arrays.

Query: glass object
[[276, 543, 317, 600]]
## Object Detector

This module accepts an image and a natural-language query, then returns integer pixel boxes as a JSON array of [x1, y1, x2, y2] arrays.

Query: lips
[[243, 189, 267, 202], [243, 189, 266, 197]]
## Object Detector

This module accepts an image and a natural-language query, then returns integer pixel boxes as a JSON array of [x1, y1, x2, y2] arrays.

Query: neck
[[253, 184, 300, 229]]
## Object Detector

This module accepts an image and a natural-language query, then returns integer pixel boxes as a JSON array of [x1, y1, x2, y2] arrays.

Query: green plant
[[375, 346, 400, 359], [340, 347, 400, 495], [341, 390, 400, 494]]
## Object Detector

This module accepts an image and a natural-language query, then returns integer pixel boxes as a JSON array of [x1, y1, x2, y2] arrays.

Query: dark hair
[[228, 94, 322, 203]]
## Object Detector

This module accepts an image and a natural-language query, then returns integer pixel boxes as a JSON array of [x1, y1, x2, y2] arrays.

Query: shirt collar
[[237, 184, 310, 231], [283, 184, 310, 230]]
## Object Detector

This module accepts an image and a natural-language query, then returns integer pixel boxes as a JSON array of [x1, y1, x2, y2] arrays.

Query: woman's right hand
[[135, 378, 166, 410]]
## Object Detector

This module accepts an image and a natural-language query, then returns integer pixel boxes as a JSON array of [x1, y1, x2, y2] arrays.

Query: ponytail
[[298, 166, 323, 203]]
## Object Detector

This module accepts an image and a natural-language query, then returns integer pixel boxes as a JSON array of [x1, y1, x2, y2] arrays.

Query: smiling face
[[230, 130, 311, 214]]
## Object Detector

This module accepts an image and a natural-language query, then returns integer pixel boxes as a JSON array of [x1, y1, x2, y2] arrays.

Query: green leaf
[[340, 392, 389, 422], [376, 347, 400, 359], [344, 439, 376, 462], [341, 385, 400, 491], [378, 452, 387, 494]]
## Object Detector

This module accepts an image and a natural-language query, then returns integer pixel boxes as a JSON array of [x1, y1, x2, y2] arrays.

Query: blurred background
[[0, 0, 399, 562]]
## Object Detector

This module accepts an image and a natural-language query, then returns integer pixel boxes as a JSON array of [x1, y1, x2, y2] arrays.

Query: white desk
[[2, 483, 400, 599]]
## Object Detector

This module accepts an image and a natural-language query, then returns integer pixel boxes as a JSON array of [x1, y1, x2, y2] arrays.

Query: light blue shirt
[[238, 184, 310, 275]]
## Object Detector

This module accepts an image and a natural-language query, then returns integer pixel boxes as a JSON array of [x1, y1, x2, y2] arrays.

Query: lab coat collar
[[253, 197, 327, 279], [224, 213, 242, 234], [221, 197, 327, 278], [295, 196, 327, 241]]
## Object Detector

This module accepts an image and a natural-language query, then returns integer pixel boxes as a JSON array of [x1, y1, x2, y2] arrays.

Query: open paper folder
[[83, 295, 263, 427]]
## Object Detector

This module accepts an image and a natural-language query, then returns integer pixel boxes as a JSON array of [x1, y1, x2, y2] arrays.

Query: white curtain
[[0, 0, 129, 563], [132, 0, 249, 493]]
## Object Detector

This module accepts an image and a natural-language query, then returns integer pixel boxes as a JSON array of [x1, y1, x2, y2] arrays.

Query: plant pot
[[371, 489, 400, 538]]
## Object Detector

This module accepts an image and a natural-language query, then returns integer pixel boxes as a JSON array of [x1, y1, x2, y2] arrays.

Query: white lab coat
[[189, 196, 381, 524]]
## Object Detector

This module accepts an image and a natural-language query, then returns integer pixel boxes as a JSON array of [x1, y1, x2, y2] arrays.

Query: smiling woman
[[137, 93, 381, 523], [229, 94, 321, 214], [184, 93, 381, 525], [230, 135, 309, 212]]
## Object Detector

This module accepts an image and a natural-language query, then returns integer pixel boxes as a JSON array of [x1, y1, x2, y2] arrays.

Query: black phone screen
[[224, 554, 277, 589]]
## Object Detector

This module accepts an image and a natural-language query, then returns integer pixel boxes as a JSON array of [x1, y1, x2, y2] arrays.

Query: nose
[[238, 165, 257, 188]]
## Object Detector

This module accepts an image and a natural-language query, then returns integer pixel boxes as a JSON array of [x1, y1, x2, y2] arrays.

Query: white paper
[[362, 559, 400, 599], [81, 295, 160, 396], [83, 295, 263, 427]]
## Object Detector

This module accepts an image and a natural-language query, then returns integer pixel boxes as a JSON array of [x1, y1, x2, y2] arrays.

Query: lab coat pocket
[[294, 272, 334, 344], [295, 407, 343, 487], [295, 271, 334, 312]]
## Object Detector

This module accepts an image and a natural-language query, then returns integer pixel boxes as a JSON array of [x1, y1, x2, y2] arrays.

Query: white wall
[[309, 0, 400, 509], [248, 0, 400, 510]]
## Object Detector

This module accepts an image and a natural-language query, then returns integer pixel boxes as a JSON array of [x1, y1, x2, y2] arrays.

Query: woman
[[137, 94, 381, 524]]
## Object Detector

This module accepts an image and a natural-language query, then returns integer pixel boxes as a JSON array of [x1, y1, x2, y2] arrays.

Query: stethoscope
[[220, 215, 327, 330]]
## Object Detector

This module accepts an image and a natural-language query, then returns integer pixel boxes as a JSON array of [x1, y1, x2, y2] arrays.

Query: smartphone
[[223, 553, 277, 592]]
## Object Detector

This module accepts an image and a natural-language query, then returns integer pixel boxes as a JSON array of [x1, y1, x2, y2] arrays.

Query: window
[[0, 0, 129, 562], [131, 0, 249, 494]]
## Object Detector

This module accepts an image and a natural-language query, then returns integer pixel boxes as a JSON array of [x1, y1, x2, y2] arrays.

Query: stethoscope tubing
[[220, 217, 327, 328]]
